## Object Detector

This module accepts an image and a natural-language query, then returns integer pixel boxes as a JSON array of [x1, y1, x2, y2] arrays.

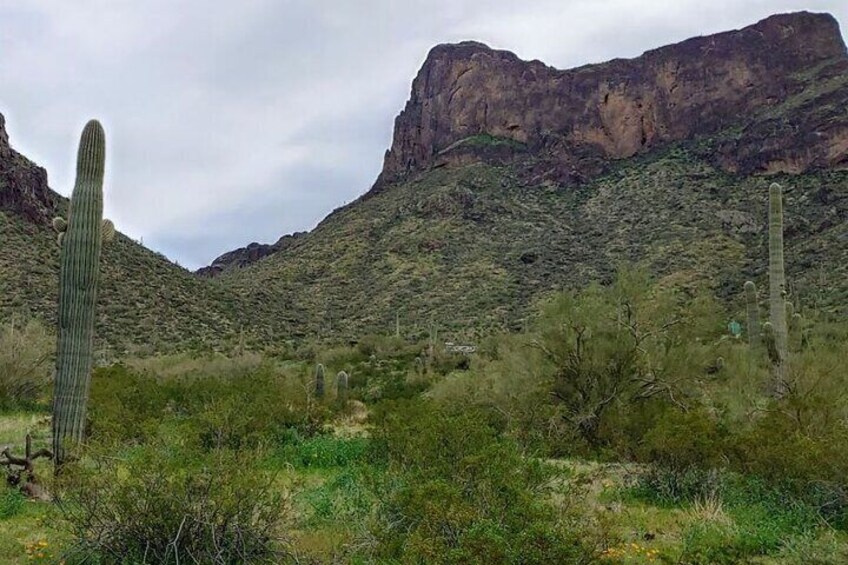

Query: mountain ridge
[[2, 12, 846, 347], [201, 11, 848, 277], [0, 112, 253, 353]]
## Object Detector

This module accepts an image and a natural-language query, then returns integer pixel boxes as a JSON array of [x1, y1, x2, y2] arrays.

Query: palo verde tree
[[532, 267, 720, 447]]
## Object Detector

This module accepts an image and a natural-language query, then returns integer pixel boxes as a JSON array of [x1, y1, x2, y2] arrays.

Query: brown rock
[[375, 12, 848, 189], [0, 112, 56, 223]]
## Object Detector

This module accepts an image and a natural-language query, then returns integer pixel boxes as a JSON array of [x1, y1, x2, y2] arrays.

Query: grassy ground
[[3, 411, 847, 564]]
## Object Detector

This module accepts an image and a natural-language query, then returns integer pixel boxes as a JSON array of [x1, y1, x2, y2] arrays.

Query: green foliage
[[639, 407, 729, 472], [299, 467, 374, 525], [0, 317, 52, 409], [0, 489, 25, 520], [271, 434, 370, 469], [87, 362, 322, 450], [55, 443, 291, 563], [365, 400, 593, 563], [678, 476, 821, 564], [633, 466, 724, 507], [533, 267, 721, 450]]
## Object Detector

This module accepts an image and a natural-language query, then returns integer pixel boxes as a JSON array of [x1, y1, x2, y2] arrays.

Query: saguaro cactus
[[315, 363, 325, 399], [744, 281, 759, 347], [336, 371, 349, 404], [51, 120, 108, 465], [768, 182, 789, 394]]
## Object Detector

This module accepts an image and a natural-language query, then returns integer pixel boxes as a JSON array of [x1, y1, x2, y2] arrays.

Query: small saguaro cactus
[[336, 371, 349, 404], [768, 182, 789, 395], [315, 363, 325, 399], [51, 120, 112, 466], [744, 281, 760, 347]]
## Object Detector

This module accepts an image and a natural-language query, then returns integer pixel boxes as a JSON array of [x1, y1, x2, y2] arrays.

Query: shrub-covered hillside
[[218, 148, 848, 342]]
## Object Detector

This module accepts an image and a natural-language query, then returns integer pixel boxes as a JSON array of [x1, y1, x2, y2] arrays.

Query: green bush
[[55, 443, 291, 564], [632, 466, 724, 507], [87, 363, 323, 449], [0, 317, 53, 409], [639, 407, 728, 471], [0, 488, 25, 520], [271, 434, 370, 469], [365, 400, 594, 563], [299, 466, 374, 525]]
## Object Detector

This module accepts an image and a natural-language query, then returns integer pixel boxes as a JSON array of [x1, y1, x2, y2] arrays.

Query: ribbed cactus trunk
[[768, 183, 789, 395], [336, 371, 349, 404], [315, 363, 325, 399], [52, 121, 107, 465], [744, 281, 759, 347]]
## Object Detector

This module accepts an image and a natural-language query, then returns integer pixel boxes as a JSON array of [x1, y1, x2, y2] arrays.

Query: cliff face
[[0, 113, 55, 223], [377, 11, 848, 187]]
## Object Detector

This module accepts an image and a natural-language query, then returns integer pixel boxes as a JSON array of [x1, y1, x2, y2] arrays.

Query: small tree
[[533, 267, 718, 447]]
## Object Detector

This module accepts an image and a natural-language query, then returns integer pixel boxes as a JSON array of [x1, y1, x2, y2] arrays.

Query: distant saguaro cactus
[[768, 183, 789, 395], [336, 371, 349, 404], [315, 363, 325, 399], [762, 321, 780, 366], [51, 120, 110, 466], [744, 281, 759, 347]]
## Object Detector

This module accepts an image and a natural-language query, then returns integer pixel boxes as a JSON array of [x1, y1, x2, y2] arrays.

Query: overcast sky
[[1, 1, 846, 269]]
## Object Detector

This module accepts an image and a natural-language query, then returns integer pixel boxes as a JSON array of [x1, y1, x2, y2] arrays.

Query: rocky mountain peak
[[0, 112, 55, 223], [375, 11, 848, 188]]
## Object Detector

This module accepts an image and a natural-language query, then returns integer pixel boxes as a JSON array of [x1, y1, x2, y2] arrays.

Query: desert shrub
[[125, 351, 265, 380], [55, 443, 292, 564], [0, 317, 53, 409], [639, 407, 728, 471], [88, 362, 322, 449], [531, 267, 722, 452], [271, 434, 370, 469], [0, 488, 25, 520], [355, 334, 415, 359], [428, 333, 562, 453], [633, 466, 725, 507], [299, 466, 375, 525], [364, 400, 594, 563], [86, 364, 169, 443]]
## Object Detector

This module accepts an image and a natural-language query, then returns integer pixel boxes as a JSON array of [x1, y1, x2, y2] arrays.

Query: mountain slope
[[212, 11, 848, 340], [0, 115, 250, 354]]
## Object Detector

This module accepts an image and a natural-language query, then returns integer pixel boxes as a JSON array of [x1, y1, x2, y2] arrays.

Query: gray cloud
[[1, 0, 846, 269]]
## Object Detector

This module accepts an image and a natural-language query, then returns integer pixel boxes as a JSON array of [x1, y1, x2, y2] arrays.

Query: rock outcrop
[[197, 232, 307, 277], [0, 113, 55, 223], [376, 11, 848, 188]]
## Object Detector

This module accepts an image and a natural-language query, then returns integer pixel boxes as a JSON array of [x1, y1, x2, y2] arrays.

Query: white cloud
[[1, 0, 846, 268]]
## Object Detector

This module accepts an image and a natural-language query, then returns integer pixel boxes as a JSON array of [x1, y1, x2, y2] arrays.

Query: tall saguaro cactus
[[336, 371, 349, 404], [52, 120, 108, 465], [315, 363, 325, 399], [744, 281, 759, 347], [768, 182, 789, 394]]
